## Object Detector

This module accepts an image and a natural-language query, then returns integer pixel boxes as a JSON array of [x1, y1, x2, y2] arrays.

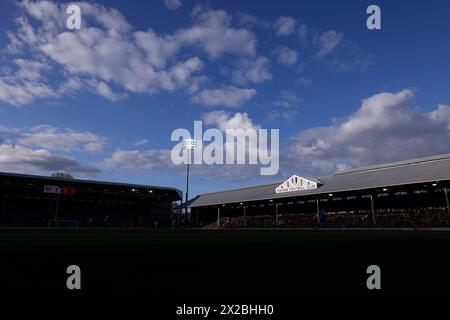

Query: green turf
[[0, 229, 450, 301]]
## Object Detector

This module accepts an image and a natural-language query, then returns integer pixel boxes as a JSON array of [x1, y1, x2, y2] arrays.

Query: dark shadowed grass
[[0, 229, 449, 302]]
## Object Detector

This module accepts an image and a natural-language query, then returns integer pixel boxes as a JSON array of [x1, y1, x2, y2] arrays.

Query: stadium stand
[[0, 172, 182, 228], [184, 153, 450, 229]]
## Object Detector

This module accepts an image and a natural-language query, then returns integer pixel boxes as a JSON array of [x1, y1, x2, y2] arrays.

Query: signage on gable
[[275, 175, 319, 193]]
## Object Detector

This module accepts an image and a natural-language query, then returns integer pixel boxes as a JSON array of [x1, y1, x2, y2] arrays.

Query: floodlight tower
[[182, 139, 196, 207]]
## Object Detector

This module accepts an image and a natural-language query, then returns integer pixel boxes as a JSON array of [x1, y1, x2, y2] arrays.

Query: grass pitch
[[0, 229, 449, 301]]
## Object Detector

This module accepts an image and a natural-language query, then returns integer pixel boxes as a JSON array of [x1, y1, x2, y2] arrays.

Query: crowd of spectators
[[211, 206, 450, 228], [375, 207, 450, 228]]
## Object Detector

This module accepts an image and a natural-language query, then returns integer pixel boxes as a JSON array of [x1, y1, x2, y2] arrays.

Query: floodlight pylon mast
[[182, 139, 195, 219]]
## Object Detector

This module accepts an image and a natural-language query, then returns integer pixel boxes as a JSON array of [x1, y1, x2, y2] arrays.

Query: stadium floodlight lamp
[[182, 139, 196, 214], [432, 183, 438, 187], [383, 188, 388, 191], [183, 139, 196, 150], [328, 193, 333, 197]]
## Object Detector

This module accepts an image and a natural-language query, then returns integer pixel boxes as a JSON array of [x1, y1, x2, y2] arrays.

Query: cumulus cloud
[[175, 7, 257, 59], [202, 110, 259, 131], [6, 16, 39, 53], [191, 86, 257, 108], [1, 2, 257, 106], [105, 111, 263, 177], [163, 0, 182, 10], [102, 90, 450, 181], [231, 56, 272, 84], [316, 30, 344, 59], [0, 123, 104, 176], [13, 58, 48, 81], [273, 16, 296, 36], [0, 76, 56, 106], [0, 57, 56, 106], [39, 30, 204, 94], [13, 125, 107, 153], [273, 46, 298, 66], [0, 143, 99, 176], [85, 80, 123, 102], [134, 29, 179, 70], [104, 149, 176, 172], [200, 110, 277, 180], [103, 147, 265, 182], [286, 89, 450, 175], [0, 0, 374, 109]]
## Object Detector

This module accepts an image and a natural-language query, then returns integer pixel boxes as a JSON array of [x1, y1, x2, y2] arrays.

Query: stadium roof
[[0, 171, 182, 200], [185, 153, 450, 208]]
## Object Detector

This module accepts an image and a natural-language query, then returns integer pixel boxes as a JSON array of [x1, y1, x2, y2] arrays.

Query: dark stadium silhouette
[[2, 153, 450, 230], [183, 153, 450, 229]]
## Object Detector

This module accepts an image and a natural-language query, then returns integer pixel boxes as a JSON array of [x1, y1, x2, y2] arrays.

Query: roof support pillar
[[444, 185, 450, 220], [54, 198, 60, 222], [243, 205, 246, 226], [369, 194, 376, 225], [217, 207, 220, 229], [275, 203, 279, 226], [316, 199, 320, 225]]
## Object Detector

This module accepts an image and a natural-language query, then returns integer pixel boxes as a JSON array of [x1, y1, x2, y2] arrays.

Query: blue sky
[[1, 0, 450, 198]]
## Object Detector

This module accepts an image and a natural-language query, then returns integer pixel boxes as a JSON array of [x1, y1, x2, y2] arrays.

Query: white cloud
[[0, 123, 104, 176], [83, 90, 450, 180], [38, 29, 203, 94], [316, 30, 344, 58], [77, 2, 132, 33], [13, 58, 48, 81], [191, 86, 257, 108], [286, 89, 450, 175], [163, 0, 182, 10], [273, 16, 296, 36], [86, 80, 123, 102], [0, 143, 99, 176], [273, 46, 298, 65], [20, 0, 132, 34], [94, 82, 121, 102], [4, 125, 108, 153], [134, 29, 179, 69], [199, 110, 278, 180], [231, 56, 272, 84], [6, 16, 38, 53], [103, 145, 263, 182], [20, 0, 64, 33], [1, 2, 257, 106], [202, 110, 259, 131], [175, 7, 257, 59], [0, 76, 56, 106], [105, 149, 175, 172], [133, 139, 149, 147]]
